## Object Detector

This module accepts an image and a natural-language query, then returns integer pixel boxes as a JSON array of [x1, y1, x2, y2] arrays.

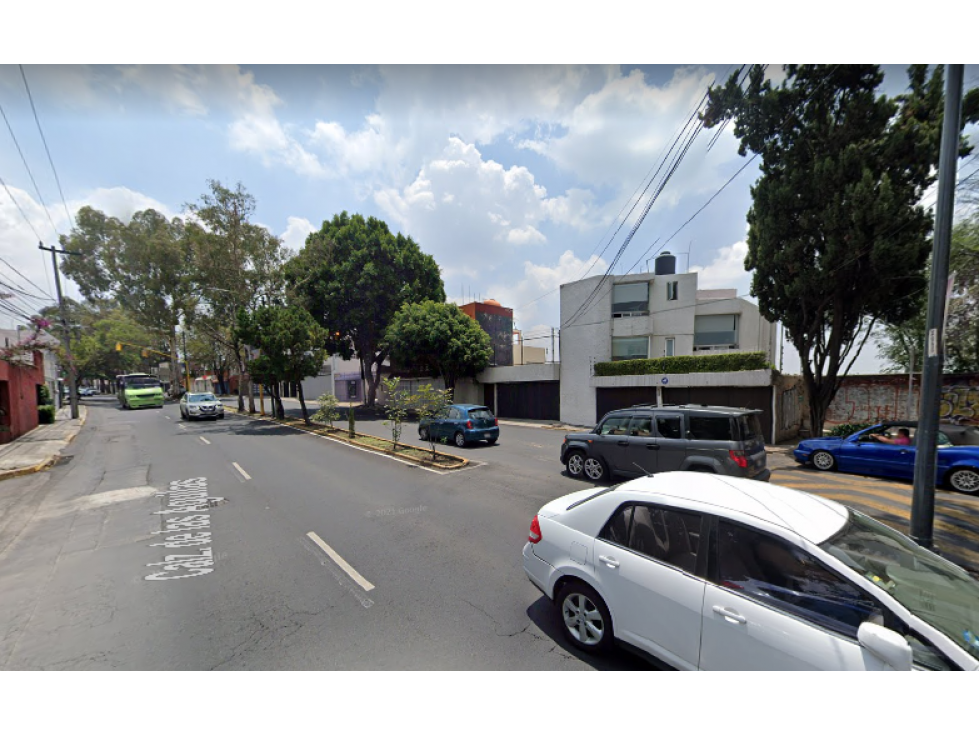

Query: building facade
[[460, 299, 513, 367], [559, 253, 777, 427]]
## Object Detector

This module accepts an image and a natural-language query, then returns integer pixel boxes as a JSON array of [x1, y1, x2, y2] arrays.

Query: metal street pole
[[910, 64, 964, 550], [907, 343, 915, 420], [39, 243, 81, 420]]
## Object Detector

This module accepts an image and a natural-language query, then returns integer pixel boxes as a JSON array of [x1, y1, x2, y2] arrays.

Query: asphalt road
[[3, 395, 977, 669], [0, 396, 652, 670]]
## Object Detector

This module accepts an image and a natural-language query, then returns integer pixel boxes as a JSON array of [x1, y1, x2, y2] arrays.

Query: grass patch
[[227, 407, 466, 469]]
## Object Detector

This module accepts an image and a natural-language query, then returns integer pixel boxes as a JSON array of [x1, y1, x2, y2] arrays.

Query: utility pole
[[907, 343, 916, 420], [182, 328, 190, 393], [39, 242, 82, 419], [551, 327, 556, 364], [910, 64, 964, 550]]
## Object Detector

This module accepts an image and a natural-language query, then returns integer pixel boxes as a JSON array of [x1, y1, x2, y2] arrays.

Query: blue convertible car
[[794, 421, 979, 494]]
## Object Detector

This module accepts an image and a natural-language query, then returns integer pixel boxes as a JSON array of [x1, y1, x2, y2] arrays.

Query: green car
[[117, 373, 165, 409]]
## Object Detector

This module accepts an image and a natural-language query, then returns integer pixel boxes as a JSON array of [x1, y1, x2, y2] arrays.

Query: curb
[[224, 407, 469, 471], [0, 407, 88, 483]]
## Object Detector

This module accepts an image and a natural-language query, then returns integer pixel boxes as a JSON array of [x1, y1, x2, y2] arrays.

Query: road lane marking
[[178, 424, 187, 430], [165, 416, 171, 420], [232, 462, 251, 481], [200, 437, 211, 445], [306, 531, 375, 591]]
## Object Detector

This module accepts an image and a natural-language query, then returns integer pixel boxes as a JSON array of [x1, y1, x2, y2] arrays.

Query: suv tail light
[[729, 449, 748, 469], [494, 417, 498, 426], [466, 420, 473, 429], [528, 515, 542, 544]]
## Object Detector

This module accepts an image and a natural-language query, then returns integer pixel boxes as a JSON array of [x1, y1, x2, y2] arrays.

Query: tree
[[412, 383, 454, 460], [381, 376, 413, 450], [385, 300, 493, 392], [702, 65, 979, 434], [59, 207, 196, 395], [234, 305, 328, 424], [875, 215, 979, 373], [284, 211, 445, 408], [185, 180, 287, 412], [312, 392, 340, 429], [945, 215, 979, 373]]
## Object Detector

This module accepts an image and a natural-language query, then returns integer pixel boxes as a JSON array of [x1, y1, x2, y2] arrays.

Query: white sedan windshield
[[188, 394, 216, 403], [821, 510, 979, 661]]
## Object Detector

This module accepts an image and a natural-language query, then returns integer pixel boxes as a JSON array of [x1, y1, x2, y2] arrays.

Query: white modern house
[[559, 252, 778, 430]]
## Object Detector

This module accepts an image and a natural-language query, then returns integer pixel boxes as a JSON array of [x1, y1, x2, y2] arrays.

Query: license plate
[[484, 433, 491, 439]]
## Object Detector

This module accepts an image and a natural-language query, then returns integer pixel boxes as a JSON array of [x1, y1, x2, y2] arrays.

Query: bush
[[39, 384, 52, 405], [826, 422, 873, 437], [593, 351, 770, 377], [313, 392, 340, 428], [38, 404, 56, 424]]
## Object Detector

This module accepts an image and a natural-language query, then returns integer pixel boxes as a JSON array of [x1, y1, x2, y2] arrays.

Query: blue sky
[[1, 11, 976, 375]]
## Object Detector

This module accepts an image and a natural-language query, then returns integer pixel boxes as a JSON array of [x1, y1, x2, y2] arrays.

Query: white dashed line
[[177, 424, 187, 430], [165, 415, 171, 420], [232, 462, 251, 481], [306, 532, 375, 591], [199, 437, 211, 445]]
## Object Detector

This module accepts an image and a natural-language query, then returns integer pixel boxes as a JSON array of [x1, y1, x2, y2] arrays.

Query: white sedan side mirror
[[857, 622, 913, 670]]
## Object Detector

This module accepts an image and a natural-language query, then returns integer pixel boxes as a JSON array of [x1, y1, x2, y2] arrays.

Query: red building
[[0, 350, 46, 444], [460, 299, 514, 367]]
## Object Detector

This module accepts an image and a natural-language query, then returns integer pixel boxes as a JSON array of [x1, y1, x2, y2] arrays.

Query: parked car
[[418, 403, 499, 447], [78, 387, 98, 396], [560, 404, 770, 483], [523, 472, 979, 670], [179, 392, 225, 421], [793, 421, 979, 493]]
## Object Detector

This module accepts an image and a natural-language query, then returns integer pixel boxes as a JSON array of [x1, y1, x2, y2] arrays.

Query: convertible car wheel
[[811, 450, 837, 472], [948, 467, 979, 494]]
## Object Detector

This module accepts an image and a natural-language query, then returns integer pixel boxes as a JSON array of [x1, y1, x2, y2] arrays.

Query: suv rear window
[[686, 416, 734, 441], [737, 413, 764, 442]]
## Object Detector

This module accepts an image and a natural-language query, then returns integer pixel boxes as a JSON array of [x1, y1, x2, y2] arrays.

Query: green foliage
[[827, 422, 873, 437], [38, 404, 56, 424], [701, 65, 979, 435], [38, 384, 52, 406], [234, 305, 328, 423], [284, 211, 445, 407], [385, 300, 493, 390], [411, 384, 454, 459], [594, 352, 770, 377], [313, 392, 340, 428], [381, 377, 414, 450]]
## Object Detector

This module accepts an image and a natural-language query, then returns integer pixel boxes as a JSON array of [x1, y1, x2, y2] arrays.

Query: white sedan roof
[[585, 473, 850, 544]]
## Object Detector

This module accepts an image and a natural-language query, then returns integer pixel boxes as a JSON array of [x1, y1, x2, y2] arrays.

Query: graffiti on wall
[[940, 382, 979, 423], [826, 375, 979, 425]]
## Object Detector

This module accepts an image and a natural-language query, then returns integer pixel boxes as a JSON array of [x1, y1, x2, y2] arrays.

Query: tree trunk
[[297, 380, 310, 424], [234, 343, 245, 412], [170, 324, 182, 398], [271, 381, 285, 419]]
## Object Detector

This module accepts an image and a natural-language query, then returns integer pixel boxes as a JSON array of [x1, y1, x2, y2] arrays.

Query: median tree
[[702, 64, 979, 435], [385, 300, 493, 393], [284, 212, 445, 408], [234, 305, 328, 423]]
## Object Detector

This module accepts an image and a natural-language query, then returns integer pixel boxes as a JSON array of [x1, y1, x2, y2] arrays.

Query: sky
[[1, 9, 977, 377]]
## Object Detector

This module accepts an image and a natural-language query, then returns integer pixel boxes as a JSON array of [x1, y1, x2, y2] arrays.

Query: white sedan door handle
[[598, 555, 620, 568], [713, 605, 747, 624]]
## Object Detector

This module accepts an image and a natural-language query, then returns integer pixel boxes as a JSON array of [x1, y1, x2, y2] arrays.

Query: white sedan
[[523, 473, 979, 670], [179, 392, 225, 421]]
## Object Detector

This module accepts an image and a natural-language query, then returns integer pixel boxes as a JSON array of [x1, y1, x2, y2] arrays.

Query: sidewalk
[[0, 406, 87, 481]]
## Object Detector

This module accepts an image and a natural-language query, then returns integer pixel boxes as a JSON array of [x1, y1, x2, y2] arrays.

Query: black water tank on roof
[[655, 251, 676, 275]]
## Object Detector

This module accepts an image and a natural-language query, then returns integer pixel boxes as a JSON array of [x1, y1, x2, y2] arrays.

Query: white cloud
[[689, 240, 752, 293], [74, 187, 175, 222], [484, 249, 609, 329], [279, 216, 316, 253]]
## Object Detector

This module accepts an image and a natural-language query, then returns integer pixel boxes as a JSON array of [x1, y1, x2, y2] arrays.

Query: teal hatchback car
[[418, 403, 499, 447]]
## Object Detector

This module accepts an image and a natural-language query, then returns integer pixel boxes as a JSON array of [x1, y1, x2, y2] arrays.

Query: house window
[[611, 336, 649, 361], [666, 281, 678, 301], [665, 338, 675, 357], [694, 314, 738, 349], [612, 282, 649, 317]]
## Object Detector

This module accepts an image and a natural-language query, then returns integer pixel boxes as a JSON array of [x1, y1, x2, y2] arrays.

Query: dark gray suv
[[560, 404, 770, 483]]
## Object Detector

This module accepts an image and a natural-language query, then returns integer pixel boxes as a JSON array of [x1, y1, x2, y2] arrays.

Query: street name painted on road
[[144, 476, 221, 581]]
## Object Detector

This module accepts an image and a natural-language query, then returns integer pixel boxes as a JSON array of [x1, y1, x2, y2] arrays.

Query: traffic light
[[116, 342, 122, 351], [141, 349, 148, 358]]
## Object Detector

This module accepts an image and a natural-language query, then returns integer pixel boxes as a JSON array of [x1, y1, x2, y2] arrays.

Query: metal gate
[[496, 381, 560, 421]]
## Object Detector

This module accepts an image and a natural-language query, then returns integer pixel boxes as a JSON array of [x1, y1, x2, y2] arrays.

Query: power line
[[0, 252, 53, 300], [0, 100, 62, 241], [0, 171, 45, 243], [19, 65, 75, 231]]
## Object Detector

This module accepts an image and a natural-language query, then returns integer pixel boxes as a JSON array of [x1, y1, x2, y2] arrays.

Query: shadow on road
[[524, 596, 666, 671]]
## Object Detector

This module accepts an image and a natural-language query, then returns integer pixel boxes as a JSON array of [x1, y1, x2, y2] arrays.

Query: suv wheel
[[566, 450, 586, 478], [583, 457, 607, 482]]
